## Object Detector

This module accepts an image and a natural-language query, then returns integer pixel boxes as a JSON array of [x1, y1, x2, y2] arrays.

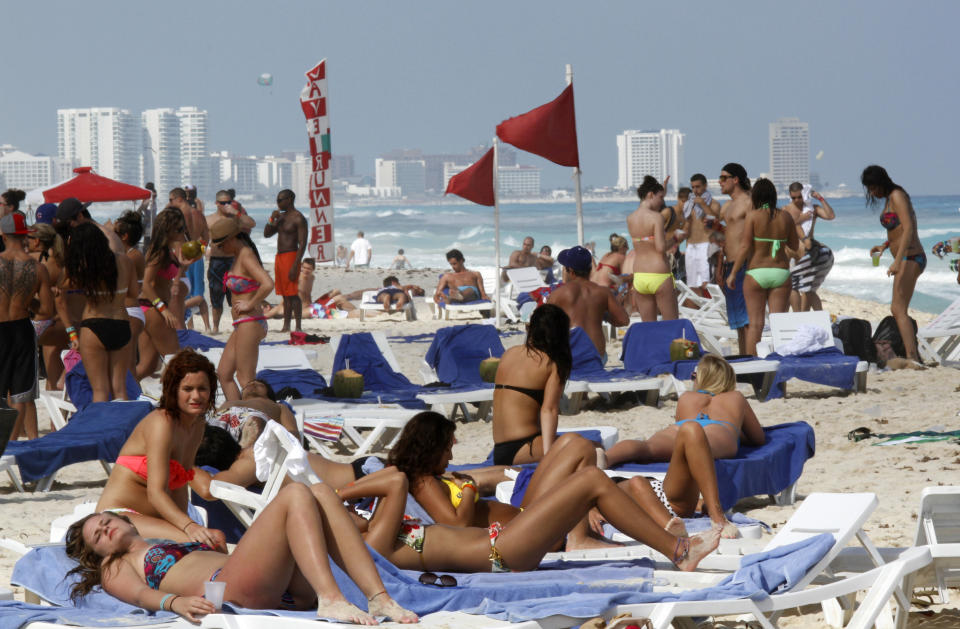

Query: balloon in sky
[[815, 150, 824, 160], [257, 73, 273, 86]]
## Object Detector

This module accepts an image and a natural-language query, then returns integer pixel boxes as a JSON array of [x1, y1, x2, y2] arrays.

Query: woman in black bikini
[[137, 209, 189, 380], [211, 217, 273, 401], [490, 304, 599, 469], [865, 165, 926, 362], [57, 223, 138, 402]]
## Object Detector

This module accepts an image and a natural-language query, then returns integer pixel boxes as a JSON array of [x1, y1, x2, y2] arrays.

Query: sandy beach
[[1, 264, 957, 627]]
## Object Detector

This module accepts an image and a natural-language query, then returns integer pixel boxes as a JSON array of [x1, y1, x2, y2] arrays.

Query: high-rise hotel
[[616, 129, 684, 195], [769, 117, 809, 193], [57, 108, 140, 184]]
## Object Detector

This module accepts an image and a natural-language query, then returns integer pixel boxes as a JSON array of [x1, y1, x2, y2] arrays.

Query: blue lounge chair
[[566, 326, 661, 410]]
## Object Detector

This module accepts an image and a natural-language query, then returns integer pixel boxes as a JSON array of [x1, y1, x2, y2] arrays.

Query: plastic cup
[[204, 580, 226, 610], [871, 252, 881, 267]]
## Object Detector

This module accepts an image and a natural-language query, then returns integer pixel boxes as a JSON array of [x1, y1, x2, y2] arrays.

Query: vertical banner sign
[[299, 59, 333, 261]]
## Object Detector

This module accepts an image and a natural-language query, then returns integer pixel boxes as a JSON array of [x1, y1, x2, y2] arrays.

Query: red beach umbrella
[[39, 167, 151, 203]]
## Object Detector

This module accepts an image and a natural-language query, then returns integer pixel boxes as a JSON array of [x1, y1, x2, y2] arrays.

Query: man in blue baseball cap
[[33, 203, 57, 225], [548, 245, 628, 359]]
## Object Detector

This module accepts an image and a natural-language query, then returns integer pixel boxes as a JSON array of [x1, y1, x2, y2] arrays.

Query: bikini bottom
[[632, 272, 673, 295], [81, 318, 132, 351], [233, 316, 268, 333], [745, 267, 790, 290], [492, 432, 541, 465]]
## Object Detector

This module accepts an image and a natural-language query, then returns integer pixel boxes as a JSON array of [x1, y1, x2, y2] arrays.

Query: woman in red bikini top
[[210, 217, 274, 401], [96, 349, 226, 550], [589, 233, 628, 290], [136, 208, 189, 380]]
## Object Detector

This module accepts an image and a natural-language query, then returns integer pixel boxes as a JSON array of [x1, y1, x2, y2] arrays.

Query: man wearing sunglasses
[[716, 163, 752, 355], [205, 190, 256, 333]]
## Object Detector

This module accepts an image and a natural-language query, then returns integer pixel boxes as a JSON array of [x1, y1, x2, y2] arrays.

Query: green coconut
[[478, 357, 500, 383], [333, 369, 364, 398], [669, 338, 700, 361]]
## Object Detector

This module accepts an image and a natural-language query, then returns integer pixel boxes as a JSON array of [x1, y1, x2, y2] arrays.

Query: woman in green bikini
[[726, 178, 798, 355]]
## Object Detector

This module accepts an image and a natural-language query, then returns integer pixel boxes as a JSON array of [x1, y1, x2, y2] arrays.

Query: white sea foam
[[458, 225, 492, 239]]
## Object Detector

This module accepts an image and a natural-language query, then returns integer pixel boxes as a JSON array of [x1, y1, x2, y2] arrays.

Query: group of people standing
[[613, 164, 924, 361], [0, 184, 313, 444]]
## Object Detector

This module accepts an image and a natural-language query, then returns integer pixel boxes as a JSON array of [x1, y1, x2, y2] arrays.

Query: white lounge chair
[[0, 408, 24, 492], [769, 310, 869, 393], [358, 289, 416, 321], [912, 485, 960, 602], [293, 402, 418, 457], [917, 296, 960, 364]]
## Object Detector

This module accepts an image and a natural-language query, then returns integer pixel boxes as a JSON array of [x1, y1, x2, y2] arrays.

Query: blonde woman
[[605, 355, 766, 536]]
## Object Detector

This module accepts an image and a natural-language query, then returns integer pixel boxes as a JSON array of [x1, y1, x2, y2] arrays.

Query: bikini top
[[114, 455, 195, 490], [880, 211, 900, 230], [143, 541, 213, 589], [754, 237, 785, 257], [596, 261, 621, 275], [696, 389, 714, 396], [223, 272, 260, 294], [439, 477, 479, 508], [663, 207, 678, 231], [632, 235, 655, 243], [157, 262, 179, 281], [494, 383, 545, 405]]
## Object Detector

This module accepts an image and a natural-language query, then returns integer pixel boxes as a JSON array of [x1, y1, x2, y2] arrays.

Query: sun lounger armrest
[[209, 479, 264, 510]]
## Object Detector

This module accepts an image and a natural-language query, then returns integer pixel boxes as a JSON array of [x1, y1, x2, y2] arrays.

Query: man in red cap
[[0, 212, 55, 441]]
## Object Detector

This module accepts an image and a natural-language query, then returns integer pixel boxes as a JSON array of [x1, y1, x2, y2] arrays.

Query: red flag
[[444, 148, 495, 206], [496, 84, 580, 168]]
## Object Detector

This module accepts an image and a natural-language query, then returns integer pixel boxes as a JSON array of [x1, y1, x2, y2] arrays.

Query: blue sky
[[3, 1, 958, 193]]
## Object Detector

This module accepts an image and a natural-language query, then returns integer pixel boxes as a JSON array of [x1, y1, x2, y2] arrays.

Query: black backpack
[[872, 315, 918, 363], [836, 318, 877, 363]]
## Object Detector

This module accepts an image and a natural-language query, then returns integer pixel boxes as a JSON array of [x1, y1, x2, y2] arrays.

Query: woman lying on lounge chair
[[604, 354, 766, 537], [491, 304, 600, 468], [386, 411, 612, 551], [337, 465, 720, 574], [67, 483, 417, 625], [95, 349, 227, 550]]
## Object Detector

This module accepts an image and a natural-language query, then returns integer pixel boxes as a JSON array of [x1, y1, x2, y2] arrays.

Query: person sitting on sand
[[66, 483, 417, 624], [548, 245, 629, 359], [387, 411, 618, 551], [434, 248, 487, 304], [491, 304, 601, 468], [95, 349, 227, 548], [603, 354, 766, 536], [390, 248, 411, 270], [338, 465, 720, 574]]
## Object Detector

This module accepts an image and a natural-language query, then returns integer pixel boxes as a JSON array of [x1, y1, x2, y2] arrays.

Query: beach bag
[[872, 315, 917, 365], [836, 318, 876, 362]]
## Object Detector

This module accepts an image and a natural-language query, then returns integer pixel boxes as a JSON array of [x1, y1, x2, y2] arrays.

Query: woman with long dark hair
[[57, 223, 138, 402], [113, 211, 147, 381], [864, 165, 925, 362], [490, 304, 597, 470], [725, 178, 798, 355], [211, 217, 273, 401], [27, 223, 69, 390], [626, 176, 678, 321], [136, 209, 187, 379]]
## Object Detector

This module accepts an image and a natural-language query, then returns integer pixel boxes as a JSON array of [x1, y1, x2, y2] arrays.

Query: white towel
[[800, 184, 815, 210], [683, 191, 713, 220], [253, 419, 313, 483], [778, 324, 833, 356]]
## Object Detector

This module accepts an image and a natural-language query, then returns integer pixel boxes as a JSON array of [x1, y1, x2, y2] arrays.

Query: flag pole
[[566, 63, 584, 246], [493, 137, 502, 328]]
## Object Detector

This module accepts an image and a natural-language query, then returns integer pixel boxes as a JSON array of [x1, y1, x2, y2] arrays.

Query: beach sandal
[[847, 427, 875, 442], [578, 613, 652, 629]]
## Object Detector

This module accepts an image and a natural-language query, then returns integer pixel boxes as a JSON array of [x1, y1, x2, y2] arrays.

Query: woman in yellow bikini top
[[625, 175, 678, 321], [725, 178, 799, 355]]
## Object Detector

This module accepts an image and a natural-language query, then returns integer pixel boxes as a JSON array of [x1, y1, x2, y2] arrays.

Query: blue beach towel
[[621, 319, 702, 378], [64, 363, 141, 412], [763, 347, 860, 400], [332, 333, 415, 391], [5, 401, 153, 484], [176, 328, 224, 350], [255, 368, 328, 399], [424, 324, 504, 386]]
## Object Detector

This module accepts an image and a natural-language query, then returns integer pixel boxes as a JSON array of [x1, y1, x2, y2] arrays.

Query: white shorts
[[685, 242, 711, 287]]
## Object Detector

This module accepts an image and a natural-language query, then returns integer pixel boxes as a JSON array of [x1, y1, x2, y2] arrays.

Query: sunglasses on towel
[[418, 572, 457, 587]]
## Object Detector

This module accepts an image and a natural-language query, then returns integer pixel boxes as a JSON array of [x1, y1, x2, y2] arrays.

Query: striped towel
[[303, 416, 345, 442]]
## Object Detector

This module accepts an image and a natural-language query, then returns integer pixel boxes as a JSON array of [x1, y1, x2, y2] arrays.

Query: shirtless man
[[502, 236, 537, 282], [184, 184, 205, 215], [205, 190, 255, 333], [375, 275, 411, 313], [435, 249, 488, 304], [683, 174, 722, 296], [0, 213, 54, 440], [264, 189, 308, 332], [548, 245, 629, 359], [715, 163, 752, 354]]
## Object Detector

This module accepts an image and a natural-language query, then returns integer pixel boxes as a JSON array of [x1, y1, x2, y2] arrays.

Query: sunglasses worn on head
[[418, 572, 457, 587]]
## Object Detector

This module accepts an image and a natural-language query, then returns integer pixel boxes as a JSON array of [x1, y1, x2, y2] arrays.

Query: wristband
[[65, 326, 76, 334], [159, 593, 174, 611], [154, 301, 167, 313], [883, 240, 890, 249], [68, 331, 79, 341]]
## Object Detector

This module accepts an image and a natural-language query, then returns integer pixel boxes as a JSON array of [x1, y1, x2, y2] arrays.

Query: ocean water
[[92, 195, 960, 315]]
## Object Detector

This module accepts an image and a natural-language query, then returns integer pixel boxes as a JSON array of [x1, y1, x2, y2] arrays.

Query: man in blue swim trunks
[[716, 163, 752, 354], [434, 249, 487, 305]]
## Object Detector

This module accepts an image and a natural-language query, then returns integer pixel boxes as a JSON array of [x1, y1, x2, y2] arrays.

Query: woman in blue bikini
[[605, 355, 766, 537], [864, 165, 926, 362], [725, 178, 799, 355]]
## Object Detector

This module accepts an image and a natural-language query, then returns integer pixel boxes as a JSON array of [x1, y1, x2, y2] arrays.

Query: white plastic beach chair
[[358, 289, 416, 321], [917, 296, 960, 364], [912, 485, 960, 602], [208, 420, 321, 528], [769, 310, 869, 393], [293, 401, 419, 457], [0, 408, 24, 493]]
